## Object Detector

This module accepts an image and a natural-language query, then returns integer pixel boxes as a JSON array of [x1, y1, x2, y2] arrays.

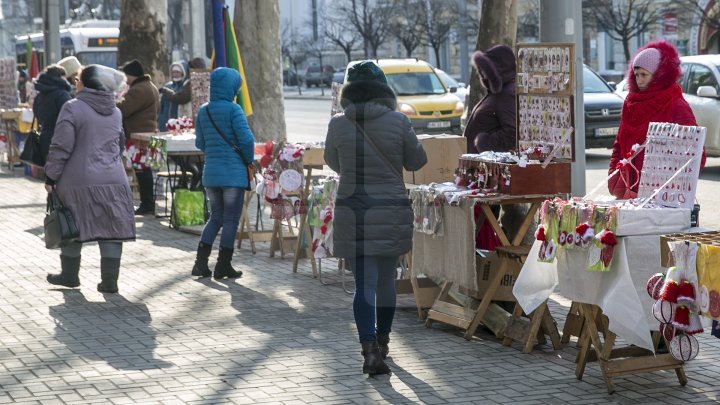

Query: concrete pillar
[[539, 0, 585, 196], [44, 0, 62, 66], [189, 0, 206, 58]]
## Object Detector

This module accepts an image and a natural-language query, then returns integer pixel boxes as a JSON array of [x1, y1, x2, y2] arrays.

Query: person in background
[[324, 61, 427, 376], [463, 45, 516, 154], [117, 59, 160, 215], [17, 69, 28, 103], [44, 64, 135, 294], [57, 56, 82, 96], [608, 41, 706, 199], [158, 57, 206, 127], [463, 45, 531, 247], [191, 67, 254, 280], [33, 64, 71, 164], [158, 61, 189, 130]]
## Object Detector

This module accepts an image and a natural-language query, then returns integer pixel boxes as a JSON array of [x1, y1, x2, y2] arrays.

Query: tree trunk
[[234, 0, 286, 142], [433, 44, 441, 68], [622, 39, 631, 64], [467, 0, 517, 112], [118, 0, 169, 88]]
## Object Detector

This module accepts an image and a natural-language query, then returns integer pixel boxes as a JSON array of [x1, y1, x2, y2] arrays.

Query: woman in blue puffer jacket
[[191, 67, 254, 280]]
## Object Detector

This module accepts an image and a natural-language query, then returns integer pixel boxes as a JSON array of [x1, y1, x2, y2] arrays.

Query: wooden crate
[[482, 161, 571, 196], [660, 231, 720, 267]]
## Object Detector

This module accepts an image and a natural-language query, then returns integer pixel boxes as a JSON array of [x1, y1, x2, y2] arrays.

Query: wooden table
[[423, 193, 561, 346]]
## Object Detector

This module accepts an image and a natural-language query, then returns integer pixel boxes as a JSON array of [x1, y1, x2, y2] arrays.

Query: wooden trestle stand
[[424, 194, 561, 352]]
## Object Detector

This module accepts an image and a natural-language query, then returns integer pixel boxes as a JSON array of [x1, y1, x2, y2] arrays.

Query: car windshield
[[436, 69, 459, 88], [583, 66, 612, 93], [386, 72, 447, 95]]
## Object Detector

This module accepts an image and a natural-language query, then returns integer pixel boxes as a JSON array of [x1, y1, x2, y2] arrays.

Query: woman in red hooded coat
[[608, 40, 706, 199]]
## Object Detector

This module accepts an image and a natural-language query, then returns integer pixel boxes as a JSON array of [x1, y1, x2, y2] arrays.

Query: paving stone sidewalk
[[1, 166, 719, 404]]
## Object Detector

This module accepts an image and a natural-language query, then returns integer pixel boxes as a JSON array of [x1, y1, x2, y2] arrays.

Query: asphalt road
[[284, 97, 720, 230]]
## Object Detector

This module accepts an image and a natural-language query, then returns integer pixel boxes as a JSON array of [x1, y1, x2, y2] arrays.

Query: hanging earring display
[[517, 43, 575, 162], [638, 122, 706, 209]]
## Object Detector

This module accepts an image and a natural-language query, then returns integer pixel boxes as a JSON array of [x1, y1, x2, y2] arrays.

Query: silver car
[[679, 55, 720, 157]]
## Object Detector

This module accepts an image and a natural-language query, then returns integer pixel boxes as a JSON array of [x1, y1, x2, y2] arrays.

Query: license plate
[[427, 121, 451, 129], [595, 127, 619, 137]]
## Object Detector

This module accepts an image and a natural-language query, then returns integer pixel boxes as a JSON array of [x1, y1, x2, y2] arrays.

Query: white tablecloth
[[513, 207, 690, 352]]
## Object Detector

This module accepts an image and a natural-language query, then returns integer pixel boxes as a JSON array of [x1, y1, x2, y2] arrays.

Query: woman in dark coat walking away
[[33, 64, 72, 164], [44, 65, 136, 294], [325, 61, 427, 376]]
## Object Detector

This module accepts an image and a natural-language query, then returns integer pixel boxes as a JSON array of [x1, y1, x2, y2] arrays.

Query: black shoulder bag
[[204, 108, 255, 191], [20, 116, 45, 167], [44, 191, 80, 249]]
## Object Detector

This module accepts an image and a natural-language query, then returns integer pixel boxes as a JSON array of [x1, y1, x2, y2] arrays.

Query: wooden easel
[[575, 303, 686, 394], [424, 195, 557, 343], [290, 149, 325, 276]]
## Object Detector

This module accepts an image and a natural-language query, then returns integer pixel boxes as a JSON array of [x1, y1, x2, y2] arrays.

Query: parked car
[[435, 68, 469, 103], [679, 55, 720, 157], [283, 68, 303, 86], [345, 58, 464, 134], [332, 68, 346, 84], [613, 77, 629, 99], [583, 64, 625, 149], [305, 64, 334, 87]]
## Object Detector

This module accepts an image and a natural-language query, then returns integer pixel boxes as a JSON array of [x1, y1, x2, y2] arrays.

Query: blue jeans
[[200, 187, 244, 248], [349, 256, 398, 343]]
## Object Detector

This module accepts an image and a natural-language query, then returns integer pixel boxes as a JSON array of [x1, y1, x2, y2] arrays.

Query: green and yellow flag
[[223, 7, 253, 116]]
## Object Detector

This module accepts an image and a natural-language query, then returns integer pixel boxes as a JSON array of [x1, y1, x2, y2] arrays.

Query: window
[[385, 72, 446, 96], [686, 64, 718, 95]]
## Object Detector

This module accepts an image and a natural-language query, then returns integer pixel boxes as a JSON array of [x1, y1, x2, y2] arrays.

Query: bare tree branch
[[334, 0, 395, 57], [419, 0, 459, 68], [583, 0, 656, 62], [389, 0, 425, 58]]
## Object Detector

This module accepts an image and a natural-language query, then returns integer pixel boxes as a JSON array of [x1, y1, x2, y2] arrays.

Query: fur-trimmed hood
[[340, 80, 397, 113], [472, 45, 516, 94], [627, 41, 681, 93]]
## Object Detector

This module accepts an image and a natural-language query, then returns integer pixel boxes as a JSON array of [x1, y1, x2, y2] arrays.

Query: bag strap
[[351, 120, 404, 182], [47, 191, 64, 212], [205, 108, 250, 167]]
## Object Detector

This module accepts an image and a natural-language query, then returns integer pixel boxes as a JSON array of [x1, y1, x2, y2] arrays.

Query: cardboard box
[[403, 134, 466, 184], [303, 148, 325, 167], [458, 250, 519, 302]]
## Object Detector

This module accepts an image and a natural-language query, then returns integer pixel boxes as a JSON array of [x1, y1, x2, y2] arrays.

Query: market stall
[[513, 120, 706, 392], [410, 43, 576, 345]]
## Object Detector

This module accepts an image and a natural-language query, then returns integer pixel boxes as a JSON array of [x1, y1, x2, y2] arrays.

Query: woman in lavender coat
[[44, 64, 136, 294]]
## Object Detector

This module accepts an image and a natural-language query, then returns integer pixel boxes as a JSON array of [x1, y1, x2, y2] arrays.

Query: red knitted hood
[[626, 41, 681, 93]]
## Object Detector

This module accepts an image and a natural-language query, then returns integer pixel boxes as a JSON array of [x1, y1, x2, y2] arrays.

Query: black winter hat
[[121, 59, 144, 77], [346, 61, 387, 84]]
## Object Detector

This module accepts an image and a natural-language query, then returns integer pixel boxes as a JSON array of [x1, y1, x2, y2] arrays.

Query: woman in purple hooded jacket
[[44, 64, 136, 294], [463, 45, 517, 153]]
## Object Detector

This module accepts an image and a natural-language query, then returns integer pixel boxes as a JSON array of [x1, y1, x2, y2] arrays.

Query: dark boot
[[213, 247, 242, 280], [47, 255, 81, 287], [134, 169, 155, 215], [377, 333, 390, 359], [97, 258, 120, 293], [361, 341, 391, 375], [191, 242, 212, 277]]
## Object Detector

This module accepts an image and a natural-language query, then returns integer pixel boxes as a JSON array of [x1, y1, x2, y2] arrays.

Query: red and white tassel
[[660, 280, 680, 303], [672, 305, 690, 330], [677, 280, 696, 304]]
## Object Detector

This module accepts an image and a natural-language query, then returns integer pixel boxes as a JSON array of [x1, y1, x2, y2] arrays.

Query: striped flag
[[211, 1, 253, 116]]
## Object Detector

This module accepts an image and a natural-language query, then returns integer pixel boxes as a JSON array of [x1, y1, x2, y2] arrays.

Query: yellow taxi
[[346, 58, 464, 134]]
